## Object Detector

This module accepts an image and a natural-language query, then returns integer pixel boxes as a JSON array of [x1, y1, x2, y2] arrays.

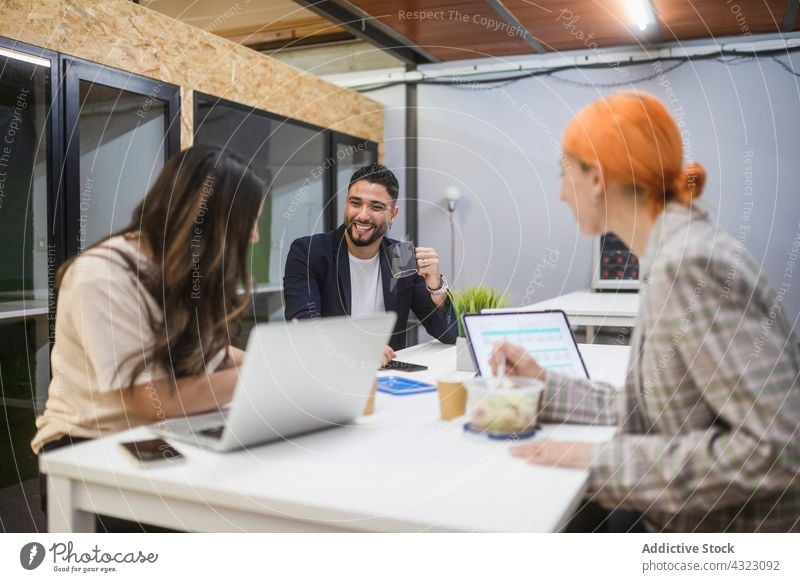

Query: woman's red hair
[[563, 91, 706, 218]]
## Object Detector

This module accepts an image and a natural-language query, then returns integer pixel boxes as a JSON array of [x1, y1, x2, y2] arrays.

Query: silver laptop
[[151, 313, 396, 452]]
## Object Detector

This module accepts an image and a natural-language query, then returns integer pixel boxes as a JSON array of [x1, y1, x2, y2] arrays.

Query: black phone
[[119, 438, 184, 464], [380, 360, 429, 372]]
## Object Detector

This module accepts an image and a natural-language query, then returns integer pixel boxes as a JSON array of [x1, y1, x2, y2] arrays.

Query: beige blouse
[[31, 236, 226, 453]]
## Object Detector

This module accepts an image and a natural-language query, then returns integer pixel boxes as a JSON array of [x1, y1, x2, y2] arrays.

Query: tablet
[[462, 310, 590, 379]]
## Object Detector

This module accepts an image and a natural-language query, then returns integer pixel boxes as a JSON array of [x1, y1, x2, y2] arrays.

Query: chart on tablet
[[463, 312, 589, 378]]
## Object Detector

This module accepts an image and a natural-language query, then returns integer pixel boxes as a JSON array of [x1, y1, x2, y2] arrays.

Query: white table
[[42, 342, 630, 533], [486, 289, 640, 342]]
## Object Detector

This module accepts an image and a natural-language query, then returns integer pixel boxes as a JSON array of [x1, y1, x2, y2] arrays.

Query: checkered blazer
[[540, 202, 800, 532]]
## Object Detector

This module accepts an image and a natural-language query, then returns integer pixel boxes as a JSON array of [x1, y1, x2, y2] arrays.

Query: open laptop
[[462, 310, 590, 379], [151, 313, 396, 452]]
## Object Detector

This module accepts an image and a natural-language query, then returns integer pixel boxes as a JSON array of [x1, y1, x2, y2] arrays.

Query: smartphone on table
[[380, 360, 429, 372], [119, 438, 184, 466]]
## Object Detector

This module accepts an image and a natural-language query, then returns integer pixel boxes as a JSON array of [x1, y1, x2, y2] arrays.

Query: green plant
[[448, 286, 511, 337]]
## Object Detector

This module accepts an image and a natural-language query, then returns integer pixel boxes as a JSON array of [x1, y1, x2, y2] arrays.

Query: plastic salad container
[[464, 376, 544, 439]]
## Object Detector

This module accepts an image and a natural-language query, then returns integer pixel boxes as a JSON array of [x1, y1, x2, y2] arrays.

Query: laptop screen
[[463, 310, 589, 379]]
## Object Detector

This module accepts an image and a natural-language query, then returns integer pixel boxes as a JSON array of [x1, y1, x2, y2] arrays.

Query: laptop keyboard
[[198, 426, 225, 439]]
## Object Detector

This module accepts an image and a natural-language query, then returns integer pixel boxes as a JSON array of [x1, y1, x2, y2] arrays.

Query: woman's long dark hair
[[56, 145, 267, 387]]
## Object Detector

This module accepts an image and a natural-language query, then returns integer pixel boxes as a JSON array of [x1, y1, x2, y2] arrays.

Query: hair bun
[[673, 161, 706, 205]]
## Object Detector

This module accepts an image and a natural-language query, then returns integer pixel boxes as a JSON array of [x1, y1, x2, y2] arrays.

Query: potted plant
[[448, 286, 510, 371]]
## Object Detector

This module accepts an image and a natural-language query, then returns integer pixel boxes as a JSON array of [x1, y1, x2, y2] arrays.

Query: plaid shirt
[[540, 202, 800, 532]]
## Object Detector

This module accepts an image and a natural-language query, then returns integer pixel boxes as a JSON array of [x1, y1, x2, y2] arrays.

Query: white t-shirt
[[31, 235, 227, 453], [349, 252, 385, 317]]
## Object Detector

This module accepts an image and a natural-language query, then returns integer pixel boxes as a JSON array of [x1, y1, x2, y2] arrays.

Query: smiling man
[[283, 163, 457, 365]]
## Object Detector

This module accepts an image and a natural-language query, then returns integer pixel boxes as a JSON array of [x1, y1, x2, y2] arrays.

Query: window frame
[[0, 36, 62, 336], [61, 56, 181, 258], [193, 92, 378, 233]]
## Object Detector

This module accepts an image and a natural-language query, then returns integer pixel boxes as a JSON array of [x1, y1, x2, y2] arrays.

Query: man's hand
[[380, 345, 396, 367], [415, 247, 441, 290], [510, 440, 591, 469], [489, 341, 547, 380], [416, 246, 448, 309]]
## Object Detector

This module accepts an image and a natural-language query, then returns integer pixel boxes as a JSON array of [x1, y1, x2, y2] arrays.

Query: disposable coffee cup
[[437, 371, 475, 420], [363, 380, 377, 416]]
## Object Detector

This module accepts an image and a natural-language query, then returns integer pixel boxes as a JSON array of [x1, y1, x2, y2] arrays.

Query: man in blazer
[[283, 163, 457, 366]]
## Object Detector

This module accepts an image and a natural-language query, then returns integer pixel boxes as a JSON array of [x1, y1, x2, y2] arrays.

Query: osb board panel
[[0, 0, 383, 144], [180, 87, 193, 150]]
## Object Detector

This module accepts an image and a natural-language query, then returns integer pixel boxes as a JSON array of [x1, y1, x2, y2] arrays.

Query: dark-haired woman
[[32, 145, 266, 455], [490, 92, 800, 532]]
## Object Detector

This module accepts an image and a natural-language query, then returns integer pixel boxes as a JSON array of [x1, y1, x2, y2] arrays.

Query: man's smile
[[352, 222, 374, 233]]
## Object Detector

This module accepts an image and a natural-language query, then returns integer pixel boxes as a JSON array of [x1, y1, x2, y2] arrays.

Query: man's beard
[[345, 218, 387, 247]]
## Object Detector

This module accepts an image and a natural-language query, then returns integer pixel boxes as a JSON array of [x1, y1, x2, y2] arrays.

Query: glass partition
[[0, 44, 182, 498], [0, 49, 50, 306], [194, 94, 328, 288], [75, 83, 166, 250], [0, 42, 54, 489], [63, 59, 180, 255]]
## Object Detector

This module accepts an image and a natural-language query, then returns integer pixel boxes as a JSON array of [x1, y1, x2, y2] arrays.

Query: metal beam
[[405, 66, 419, 345], [292, 0, 440, 64], [485, 0, 546, 53], [785, 0, 799, 32], [645, 0, 664, 44], [404, 64, 418, 246], [331, 33, 800, 90]]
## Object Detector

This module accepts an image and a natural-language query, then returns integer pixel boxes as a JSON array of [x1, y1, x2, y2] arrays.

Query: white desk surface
[[488, 289, 639, 318], [485, 289, 639, 332], [536, 289, 639, 317], [41, 342, 629, 533], [385, 341, 629, 388]]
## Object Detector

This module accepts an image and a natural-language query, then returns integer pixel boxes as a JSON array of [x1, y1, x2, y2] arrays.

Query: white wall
[[368, 85, 408, 240], [324, 70, 409, 239], [392, 50, 800, 325]]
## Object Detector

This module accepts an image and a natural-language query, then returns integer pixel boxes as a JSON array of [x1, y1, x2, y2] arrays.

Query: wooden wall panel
[[180, 87, 193, 150], [349, 0, 536, 60], [506, 0, 642, 51], [344, 0, 794, 61], [0, 0, 383, 144], [652, 0, 786, 40]]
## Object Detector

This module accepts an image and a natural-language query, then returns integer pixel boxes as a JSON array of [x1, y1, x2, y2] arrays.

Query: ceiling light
[[626, 0, 656, 32]]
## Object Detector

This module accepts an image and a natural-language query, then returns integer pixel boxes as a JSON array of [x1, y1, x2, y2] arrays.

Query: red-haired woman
[[491, 92, 800, 532]]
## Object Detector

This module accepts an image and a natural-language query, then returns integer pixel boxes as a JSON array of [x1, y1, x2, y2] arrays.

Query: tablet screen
[[463, 310, 589, 379]]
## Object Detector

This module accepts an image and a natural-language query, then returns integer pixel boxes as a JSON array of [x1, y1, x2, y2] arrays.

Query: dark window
[[0, 42, 55, 487], [194, 94, 329, 288]]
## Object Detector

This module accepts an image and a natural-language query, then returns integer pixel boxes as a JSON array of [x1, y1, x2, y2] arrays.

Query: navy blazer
[[283, 225, 457, 350]]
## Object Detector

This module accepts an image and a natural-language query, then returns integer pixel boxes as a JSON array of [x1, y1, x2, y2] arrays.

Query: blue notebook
[[376, 376, 436, 396]]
